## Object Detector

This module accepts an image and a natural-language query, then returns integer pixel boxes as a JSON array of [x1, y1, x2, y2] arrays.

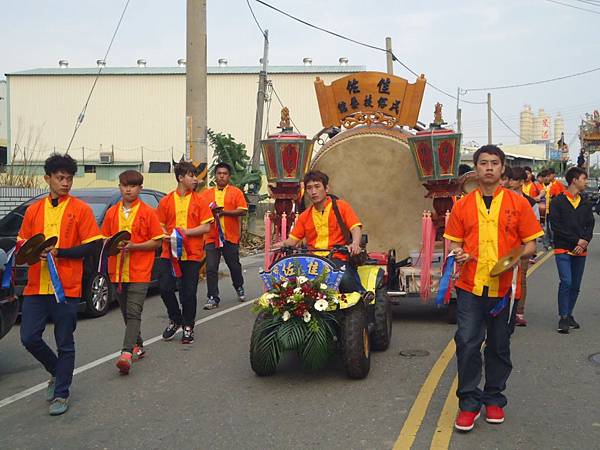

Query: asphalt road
[[1, 242, 599, 450]]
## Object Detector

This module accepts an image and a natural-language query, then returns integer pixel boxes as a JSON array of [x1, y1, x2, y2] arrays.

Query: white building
[[5, 62, 364, 173]]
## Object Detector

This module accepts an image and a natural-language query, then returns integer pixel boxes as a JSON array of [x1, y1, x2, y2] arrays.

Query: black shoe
[[568, 315, 580, 329], [236, 287, 246, 302], [557, 317, 570, 334], [162, 321, 181, 340], [181, 326, 194, 344], [203, 297, 220, 310]]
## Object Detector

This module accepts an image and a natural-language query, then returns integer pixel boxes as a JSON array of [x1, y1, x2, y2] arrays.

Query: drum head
[[311, 126, 430, 258]]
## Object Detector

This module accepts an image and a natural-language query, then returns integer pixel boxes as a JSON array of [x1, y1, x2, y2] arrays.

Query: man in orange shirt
[[544, 167, 567, 250], [444, 146, 543, 432], [201, 163, 248, 310], [278, 170, 364, 293], [522, 166, 545, 203], [156, 162, 213, 344], [101, 170, 164, 374], [18, 154, 103, 415]]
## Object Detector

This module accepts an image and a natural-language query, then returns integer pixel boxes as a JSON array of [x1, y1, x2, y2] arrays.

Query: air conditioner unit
[[99, 152, 113, 164]]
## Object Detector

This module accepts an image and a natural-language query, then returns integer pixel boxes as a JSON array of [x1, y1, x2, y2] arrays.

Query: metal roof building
[[4, 63, 364, 173]]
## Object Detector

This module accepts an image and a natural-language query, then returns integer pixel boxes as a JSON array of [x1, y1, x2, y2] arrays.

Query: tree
[[207, 130, 262, 194]]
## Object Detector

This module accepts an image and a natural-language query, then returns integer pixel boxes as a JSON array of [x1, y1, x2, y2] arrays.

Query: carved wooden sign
[[314, 71, 426, 129]]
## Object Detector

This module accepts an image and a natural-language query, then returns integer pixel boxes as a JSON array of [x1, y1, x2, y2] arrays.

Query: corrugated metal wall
[[8, 71, 350, 165]]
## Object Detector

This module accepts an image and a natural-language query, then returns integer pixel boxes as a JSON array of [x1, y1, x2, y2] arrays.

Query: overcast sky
[[2, 0, 599, 157]]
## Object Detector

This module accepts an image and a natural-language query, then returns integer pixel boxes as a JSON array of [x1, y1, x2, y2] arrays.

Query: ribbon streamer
[[490, 266, 519, 320], [435, 253, 455, 306], [209, 201, 226, 248], [169, 228, 191, 278], [47, 253, 66, 303], [1, 241, 26, 289]]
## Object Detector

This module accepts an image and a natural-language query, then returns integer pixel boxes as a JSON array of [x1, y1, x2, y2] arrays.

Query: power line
[[246, 0, 267, 38], [253, 0, 487, 106], [268, 81, 302, 134], [544, 0, 600, 15], [465, 65, 600, 92], [66, 0, 131, 153], [490, 107, 522, 140]]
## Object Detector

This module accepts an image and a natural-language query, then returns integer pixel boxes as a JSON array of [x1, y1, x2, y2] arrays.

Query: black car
[[0, 188, 165, 321]]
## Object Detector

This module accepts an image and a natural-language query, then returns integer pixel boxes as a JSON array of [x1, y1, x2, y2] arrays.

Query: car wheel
[[84, 273, 112, 317]]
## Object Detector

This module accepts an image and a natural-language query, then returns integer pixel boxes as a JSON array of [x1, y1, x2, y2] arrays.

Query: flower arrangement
[[251, 269, 345, 373]]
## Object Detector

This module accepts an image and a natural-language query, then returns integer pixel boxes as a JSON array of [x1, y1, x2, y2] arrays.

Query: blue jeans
[[455, 288, 515, 412], [20, 295, 79, 399], [555, 253, 586, 317]]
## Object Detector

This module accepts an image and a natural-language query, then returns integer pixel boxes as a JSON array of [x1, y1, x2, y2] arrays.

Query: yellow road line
[[427, 249, 554, 449], [430, 376, 458, 449], [393, 339, 456, 450]]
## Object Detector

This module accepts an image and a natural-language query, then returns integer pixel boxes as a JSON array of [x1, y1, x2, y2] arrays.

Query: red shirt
[[200, 185, 248, 245], [18, 195, 103, 298], [156, 190, 214, 261], [101, 199, 164, 282], [444, 187, 543, 299]]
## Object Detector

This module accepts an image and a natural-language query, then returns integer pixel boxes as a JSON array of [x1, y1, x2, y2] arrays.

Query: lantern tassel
[[420, 211, 435, 302], [264, 211, 272, 270]]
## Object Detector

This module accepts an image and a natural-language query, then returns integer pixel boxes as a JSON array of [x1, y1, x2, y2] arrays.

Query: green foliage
[[300, 313, 336, 371], [207, 129, 262, 193], [251, 313, 282, 374]]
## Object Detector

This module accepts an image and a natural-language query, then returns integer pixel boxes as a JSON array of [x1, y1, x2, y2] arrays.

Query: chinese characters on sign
[[314, 72, 427, 129]]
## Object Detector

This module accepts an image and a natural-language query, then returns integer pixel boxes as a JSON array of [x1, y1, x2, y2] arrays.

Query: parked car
[[0, 188, 166, 321], [0, 249, 18, 339]]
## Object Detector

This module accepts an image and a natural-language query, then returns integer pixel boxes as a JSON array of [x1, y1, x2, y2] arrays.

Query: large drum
[[311, 126, 430, 257]]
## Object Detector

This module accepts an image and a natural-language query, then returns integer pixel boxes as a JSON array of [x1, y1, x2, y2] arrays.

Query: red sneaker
[[132, 345, 146, 362], [455, 410, 480, 431], [116, 352, 132, 375], [515, 314, 528, 327], [485, 405, 505, 424]]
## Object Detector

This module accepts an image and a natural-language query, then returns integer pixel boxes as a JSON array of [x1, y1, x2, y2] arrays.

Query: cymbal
[[15, 233, 46, 265], [104, 230, 131, 256], [490, 247, 523, 277], [27, 236, 59, 265]]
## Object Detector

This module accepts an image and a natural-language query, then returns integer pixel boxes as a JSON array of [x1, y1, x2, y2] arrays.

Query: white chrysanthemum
[[265, 293, 278, 300], [314, 299, 328, 311], [282, 281, 288, 288], [303, 311, 311, 322], [320, 283, 328, 290], [282, 311, 291, 322], [297, 276, 308, 284], [293, 287, 302, 294]]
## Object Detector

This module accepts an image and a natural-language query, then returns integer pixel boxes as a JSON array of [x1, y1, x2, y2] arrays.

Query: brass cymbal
[[490, 247, 523, 277], [105, 230, 131, 256], [27, 236, 59, 265], [15, 233, 46, 265]]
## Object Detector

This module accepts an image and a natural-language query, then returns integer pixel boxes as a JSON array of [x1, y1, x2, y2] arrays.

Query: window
[[139, 192, 159, 208]]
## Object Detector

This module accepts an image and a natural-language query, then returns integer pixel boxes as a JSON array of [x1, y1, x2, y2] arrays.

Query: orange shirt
[[290, 198, 361, 253], [101, 199, 164, 283], [522, 181, 540, 198], [554, 191, 586, 257], [156, 190, 214, 261], [18, 195, 103, 298], [443, 187, 543, 299], [546, 180, 566, 213], [201, 185, 248, 245]]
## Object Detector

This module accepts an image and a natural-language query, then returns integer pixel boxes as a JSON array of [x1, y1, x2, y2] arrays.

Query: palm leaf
[[276, 318, 306, 351], [251, 314, 282, 373], [300, 315, 335, 370]]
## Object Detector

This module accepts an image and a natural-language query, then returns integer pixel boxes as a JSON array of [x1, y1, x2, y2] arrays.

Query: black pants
[[331, 258, 365, 294], [205, 242, 244, 299], [158, 258, 201, 327], [455, 288, 516, 412]]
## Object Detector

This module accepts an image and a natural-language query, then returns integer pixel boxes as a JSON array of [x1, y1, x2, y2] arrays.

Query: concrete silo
[[554, 113, 564, 144], [520, 105, 533, 144]]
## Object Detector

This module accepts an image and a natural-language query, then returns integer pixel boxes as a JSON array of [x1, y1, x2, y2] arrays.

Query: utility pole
[[487, 92, 492, 145], [251, 29, 269, 171], [186, 0, 207, 167], [385, 37, 393, 75], [456, 87, 462, 133]]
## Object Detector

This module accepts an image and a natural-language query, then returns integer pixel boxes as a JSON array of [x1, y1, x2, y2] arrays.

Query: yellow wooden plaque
[[314, 72, 426, 129]]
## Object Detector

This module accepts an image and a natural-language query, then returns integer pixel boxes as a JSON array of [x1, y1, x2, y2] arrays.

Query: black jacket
[[549, 192, 595, 251]]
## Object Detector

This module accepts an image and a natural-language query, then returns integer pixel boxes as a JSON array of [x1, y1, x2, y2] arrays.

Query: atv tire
[[370, 288, 392, 351], [341, 302, 370, 379]]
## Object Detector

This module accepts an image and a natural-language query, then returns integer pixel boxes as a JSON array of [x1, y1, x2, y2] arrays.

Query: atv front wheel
[[341, 302, 370, 379]]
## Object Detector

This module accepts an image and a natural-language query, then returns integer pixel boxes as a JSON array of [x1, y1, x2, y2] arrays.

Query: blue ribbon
[[435, 254, 455, 306], [490, 290, 510, 317], [175, 229, 183, 258], [47, 253, 66, 303], [1, 248, 16, 289]]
